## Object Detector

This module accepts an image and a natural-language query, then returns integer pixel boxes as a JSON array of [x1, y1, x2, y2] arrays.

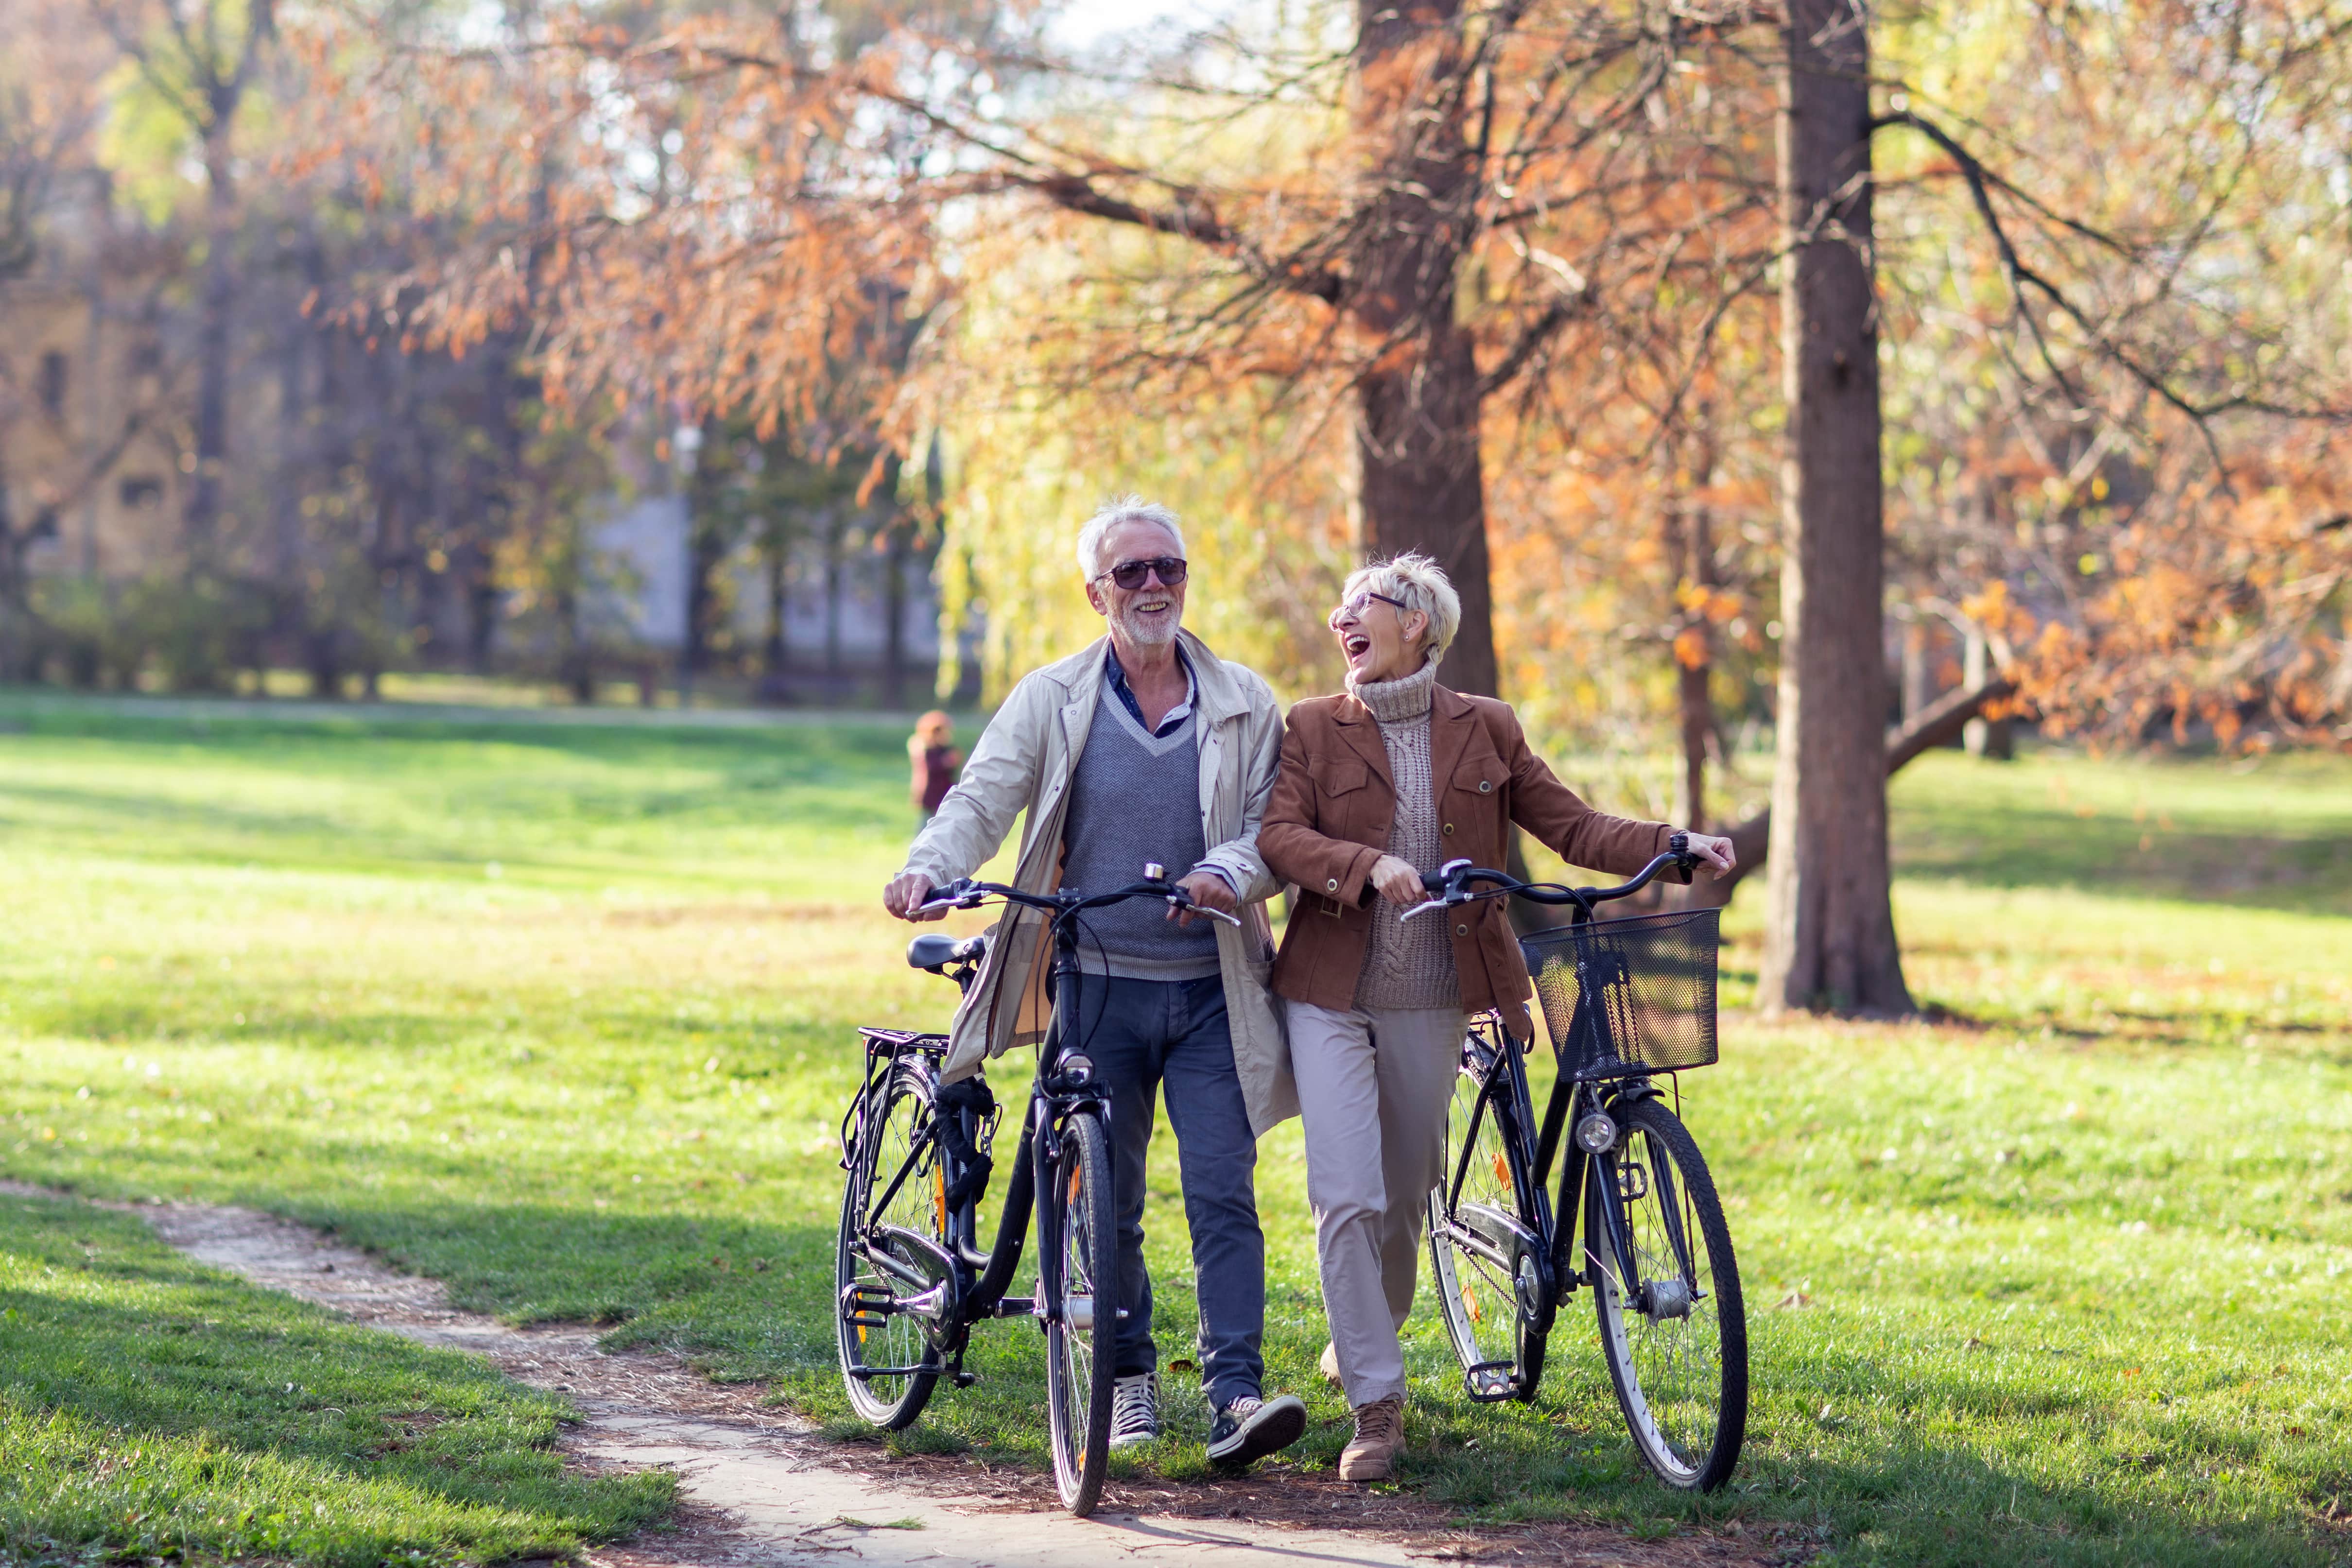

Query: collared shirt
[[1104, 643, 1197, 738]]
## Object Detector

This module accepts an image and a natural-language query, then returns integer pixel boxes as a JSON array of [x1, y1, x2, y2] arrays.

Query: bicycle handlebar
[[1400, 833, 1697, 923], [913, 871, 1244, 927]]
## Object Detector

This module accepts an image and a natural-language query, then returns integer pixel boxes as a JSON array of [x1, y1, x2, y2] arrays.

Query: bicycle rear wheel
[[834, 1057, 945, 1430], [1042, 1109, 1118, 1515], [1426, 1028, 1549, 1402], [1586, 1095, 1747, 1490]]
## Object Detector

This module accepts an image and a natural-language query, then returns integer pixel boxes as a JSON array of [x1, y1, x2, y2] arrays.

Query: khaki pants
[[1286, 999, 1466, 1409]]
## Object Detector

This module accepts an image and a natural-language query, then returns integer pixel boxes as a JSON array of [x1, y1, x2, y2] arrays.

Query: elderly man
[[883, 497, 1307, 1468]]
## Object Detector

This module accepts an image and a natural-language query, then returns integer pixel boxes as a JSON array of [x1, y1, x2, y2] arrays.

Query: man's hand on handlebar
[[1169, 870, 1237, 928], [1679, 832, 1738, 879], [884, 871, 950, 922]]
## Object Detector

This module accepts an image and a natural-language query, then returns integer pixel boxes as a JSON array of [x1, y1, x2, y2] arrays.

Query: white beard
[[1112, 602, 1181, 648]]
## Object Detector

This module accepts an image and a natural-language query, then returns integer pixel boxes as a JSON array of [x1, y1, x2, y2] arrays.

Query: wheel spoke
[[1590, 1101, 1745, 1491], [835, 1067, 944, 1428], [1429, 1028, 1546, 1393]]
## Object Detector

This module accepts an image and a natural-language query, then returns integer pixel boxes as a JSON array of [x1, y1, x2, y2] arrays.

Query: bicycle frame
[[1434, 860, 1709, 1378], [847, 875, 1213, 1384]]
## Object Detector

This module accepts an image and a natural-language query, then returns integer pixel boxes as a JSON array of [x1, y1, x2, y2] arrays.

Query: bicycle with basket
[[1412, 832, 1748, 1491]]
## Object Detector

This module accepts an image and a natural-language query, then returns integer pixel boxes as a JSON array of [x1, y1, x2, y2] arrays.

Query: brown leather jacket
[[1259, 685, 1673, 1038]]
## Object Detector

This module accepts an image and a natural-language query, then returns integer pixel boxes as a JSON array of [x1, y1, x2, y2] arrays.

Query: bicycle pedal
[[839, 1281, 896, 1330], [953, 1371, 978, 1388], [1463, 1361, 1520, 1403]]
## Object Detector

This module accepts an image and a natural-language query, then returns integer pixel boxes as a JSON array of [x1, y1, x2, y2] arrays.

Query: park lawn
[[0, 1189, 671, 1565], [0, 693, 2348, 1566]]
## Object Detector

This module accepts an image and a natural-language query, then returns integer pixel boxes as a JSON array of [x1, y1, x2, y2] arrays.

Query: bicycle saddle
[[907, 932, 988, 971]]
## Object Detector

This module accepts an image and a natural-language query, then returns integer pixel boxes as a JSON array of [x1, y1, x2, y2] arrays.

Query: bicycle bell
[[1143, 861, 1166, 880], [1574, 1111, 1619, 1154]]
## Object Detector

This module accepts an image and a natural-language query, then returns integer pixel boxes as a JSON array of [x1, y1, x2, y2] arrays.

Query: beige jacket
[[898, 630, 1297, 1136]]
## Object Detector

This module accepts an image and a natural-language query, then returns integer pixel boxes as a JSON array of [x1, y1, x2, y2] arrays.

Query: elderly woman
[[1258, 553, 1733, 1482]]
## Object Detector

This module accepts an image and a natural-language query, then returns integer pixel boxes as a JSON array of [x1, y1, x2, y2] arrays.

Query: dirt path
[[8, 1184, 1786, 1568]]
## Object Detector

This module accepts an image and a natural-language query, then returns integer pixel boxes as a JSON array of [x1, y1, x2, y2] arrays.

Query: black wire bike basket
[[1521, 907, 1721, 1081]]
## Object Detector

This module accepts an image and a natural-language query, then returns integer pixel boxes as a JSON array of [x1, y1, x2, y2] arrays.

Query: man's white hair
[[1075, 496, 1187, 579], [1341, 551, 1462, 659]]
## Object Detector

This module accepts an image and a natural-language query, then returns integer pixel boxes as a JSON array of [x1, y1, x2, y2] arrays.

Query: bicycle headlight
[[1061, 1054, 1094, 1084], [1574, 1112, 1618, 1154]]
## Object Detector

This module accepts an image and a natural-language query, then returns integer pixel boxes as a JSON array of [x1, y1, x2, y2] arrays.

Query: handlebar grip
[[912, 877, 977, 914]]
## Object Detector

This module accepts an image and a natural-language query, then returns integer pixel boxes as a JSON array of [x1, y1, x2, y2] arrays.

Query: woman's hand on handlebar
[[884, 871, 949, 922], [1368, 854, 1425, 908], [1680, 832, 1737, 879]]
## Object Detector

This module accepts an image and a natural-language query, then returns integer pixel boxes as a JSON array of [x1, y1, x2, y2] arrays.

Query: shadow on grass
[[1894, 802, 2352, 917], [1390, 1369, 2341, 1568], [16, 1168, 2344, 1568], [0, 1195, 670, 1566]]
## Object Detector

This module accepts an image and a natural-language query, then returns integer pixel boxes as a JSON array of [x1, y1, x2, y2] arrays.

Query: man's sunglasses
[[1327, 589, 1410, 628], [1096, 556, 1189, 590]]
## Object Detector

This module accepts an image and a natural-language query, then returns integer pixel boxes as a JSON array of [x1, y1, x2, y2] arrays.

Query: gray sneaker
[[1206, 1391, 1307, 1468], [1108, 1372, 1159, 1449]]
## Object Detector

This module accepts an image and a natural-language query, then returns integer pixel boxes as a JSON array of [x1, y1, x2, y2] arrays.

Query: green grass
[[1, 692, 2349, 1565], [0, 1191, 671, 1566]]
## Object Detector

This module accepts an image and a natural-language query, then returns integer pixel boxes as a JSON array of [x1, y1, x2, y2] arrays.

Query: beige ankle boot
[[1339, 1395, 1404, 1482]]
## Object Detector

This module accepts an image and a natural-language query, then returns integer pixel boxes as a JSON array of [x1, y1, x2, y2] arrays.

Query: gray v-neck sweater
[[1060, 689, 1220, 980]]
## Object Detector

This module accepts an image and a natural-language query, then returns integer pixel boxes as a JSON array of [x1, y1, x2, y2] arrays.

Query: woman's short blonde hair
[[1340, 551, 1461, 661]]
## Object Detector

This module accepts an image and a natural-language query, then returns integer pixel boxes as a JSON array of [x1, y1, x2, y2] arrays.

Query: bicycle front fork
[[1554, 1082, 1664, 1299]]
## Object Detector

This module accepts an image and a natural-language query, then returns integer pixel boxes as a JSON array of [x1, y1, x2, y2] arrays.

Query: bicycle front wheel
[[1426, 1029, 1548, 1402], [1042, 1109, 1118, 1515], [834, 1057, 944, 1430], [1586, 1095, 1747, 1490]]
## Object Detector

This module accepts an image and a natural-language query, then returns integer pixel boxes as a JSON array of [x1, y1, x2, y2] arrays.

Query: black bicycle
[[1413, 838, 1748, 1491], [834, 863, 1239, 1516]]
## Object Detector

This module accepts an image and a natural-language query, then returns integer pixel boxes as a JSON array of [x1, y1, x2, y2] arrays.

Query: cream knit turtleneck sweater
[[1346, 656, 1460, 1011]]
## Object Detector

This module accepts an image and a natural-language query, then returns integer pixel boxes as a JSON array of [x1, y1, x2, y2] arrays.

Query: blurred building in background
[[0, 167, 974, 708]]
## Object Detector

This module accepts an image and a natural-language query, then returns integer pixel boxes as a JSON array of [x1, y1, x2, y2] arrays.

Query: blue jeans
[[1069, 972, 1265, 1412]]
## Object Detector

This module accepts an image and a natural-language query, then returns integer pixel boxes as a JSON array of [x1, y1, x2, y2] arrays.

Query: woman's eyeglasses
[[1096, 556, 1188, 590], [1328, 589, 1410, 628]]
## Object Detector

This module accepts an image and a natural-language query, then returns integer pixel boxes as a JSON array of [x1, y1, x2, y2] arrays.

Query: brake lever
[[1399, 897, 1449, 922], [913, 880, 981, 916], [1166, 894, 1244, 927]]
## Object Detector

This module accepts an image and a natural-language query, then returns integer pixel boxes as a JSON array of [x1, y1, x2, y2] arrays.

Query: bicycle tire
[[834, 1056, 945, 1430], [1042, 1109, 1118, 1516], [1586, 1095, 1747, 1491], [1426, 1029, 1549, 1402]]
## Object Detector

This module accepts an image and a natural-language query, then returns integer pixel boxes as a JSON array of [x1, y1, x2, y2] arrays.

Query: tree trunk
[[1676, 674, 2014, 912], [1349, 0, 1496, 700], [0, 444, 24, 681], [762, 529, 789, 675], [1962, 620, 2013, 758], [1671, 469, 1717, 831], [1759, 0, 1913, 1017], [186, 127, 238, 566], [1357, 329, 1495, 698], [822, 510, 845, 684], [883, 513, 909, 709]]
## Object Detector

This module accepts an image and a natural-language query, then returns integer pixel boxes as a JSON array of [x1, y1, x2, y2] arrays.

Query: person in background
[[1257, 551, 1736, 1483], [909, 710, 963, 827]]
